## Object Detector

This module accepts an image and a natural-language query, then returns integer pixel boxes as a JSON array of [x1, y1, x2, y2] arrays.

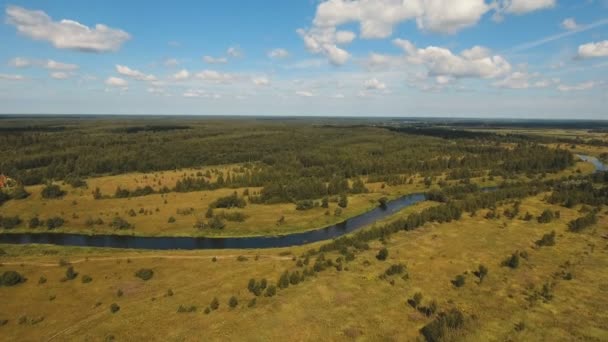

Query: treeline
[[1, 119, 574, 188]]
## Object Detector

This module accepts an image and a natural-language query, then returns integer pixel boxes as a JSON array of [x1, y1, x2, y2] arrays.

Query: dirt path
[[1, 254, 294, 267]]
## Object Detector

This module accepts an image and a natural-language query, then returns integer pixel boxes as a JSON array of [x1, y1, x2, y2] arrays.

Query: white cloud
[[558, 81, 602, 92], [8, 57, 78, 70], [331, 93, 345, 98], [297, 27, 353, 65], [499, 0, 555, 14], [147, 87, 165, 94], [195, 70, 235, 82], [268, 48, 290, 59], [105, 76, 128, 87], [50, 72, 70, 80], [416, 0, 490, 34], [395, 39, 512, 79], [252, 77, 270, 86], [492, 71, 557, 89], [0, 74, 25, 81], [164, 58, 179, 67], [577, 40, 608, 59], [183, 89, 221, 99], [172, 69, 190, 81], [561, 18, 578, 30], [6, 5, 130, 52], [203, 56, 228, 64], [364, 78, 386, 90], [227, 46, 242, 57], [296, 90, 314, 97], [116, 65, 156, 81]]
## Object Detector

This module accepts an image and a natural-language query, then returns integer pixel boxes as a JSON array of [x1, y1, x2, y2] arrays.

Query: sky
[[0, 0, 607, 118]]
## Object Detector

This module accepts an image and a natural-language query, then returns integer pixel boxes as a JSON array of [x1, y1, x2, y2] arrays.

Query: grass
[[0, 196, 606, 340]]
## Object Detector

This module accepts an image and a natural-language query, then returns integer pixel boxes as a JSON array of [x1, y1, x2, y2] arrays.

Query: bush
[[177, 305, 197, 313], [474, 264, 488, 283], [116, 289, 123, 297], [568, 212, 598, 232], [110, 216, 132, 230], [135, 268, 154, 281], [38, 276, 47, 284], [110, 303, 120, 314], [220, 211, 248, 222], [167, 216, 176, 223], [376, 247, 389, 261], [81, 275, 93, 283], [535, 231, 556, 247], [265, 285, 277, 297], [45, 216, 65, 230], [420, 309, 465, 342], [64, 266, 78, 281], [384, 264, 406, 276], [208, 216, 225, 230], [28, 217, 40, 228], [210, 193, 246, 209], [229, 296, 238, 308], [451, 275, 466, 288], [537, 209, 554, 223], [502, 252, 520, 269], [204, 307, 211, 314], [338, 194, 348, 208], [408, 292, 423, 308], [0, 215, 22, 229], [295, 200, 314, 211], [247, 298, 256, 308], [1, 271, 26, 286], [41, 184, 65, 199], [210, 297, 220, 310]]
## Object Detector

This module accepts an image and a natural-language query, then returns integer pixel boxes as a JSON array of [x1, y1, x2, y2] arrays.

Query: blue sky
[[0, 0, 607, 118]]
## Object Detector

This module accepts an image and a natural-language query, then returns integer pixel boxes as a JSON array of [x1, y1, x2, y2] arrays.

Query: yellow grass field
[[0, 195, 606, 341]]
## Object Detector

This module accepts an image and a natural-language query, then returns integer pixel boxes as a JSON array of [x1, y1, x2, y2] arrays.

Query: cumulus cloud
[[558, 81, 602, 92], [8, 57, 78, 70], [172, 69, 190, 81], [577, 40, 608, 59], [394, 39, 511, 79], [561, 18, 578, 30], [105, 76, 128, 87], [268, 48, 290, 59], [0, 74, 25, 81], [364, 78, 386, 90], [203, 56, 228, 64], [492, 71, 557, 89], [297, 27, 354, 65], [252, 77, 270, 86], [195, 70, 235, 82], [6, 5, 130, 52], [116, 65, 156, 81]]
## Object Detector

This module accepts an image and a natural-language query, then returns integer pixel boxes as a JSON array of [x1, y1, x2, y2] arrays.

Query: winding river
[[0, 155, 604, 250]]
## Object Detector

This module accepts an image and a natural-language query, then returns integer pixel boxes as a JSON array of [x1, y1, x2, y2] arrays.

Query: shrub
[[418, 300, 438, 317], [451, 274, 466, 288], [376, 247, 389, 261], [204, 307, 211, 314], [110, 216, 132, 230], [64, 266, 78, 281], [135, 268, 154, 281], [167, 216, 176, 223], [210, 297, 220, 310], [229, 296, 238, 308], [208, 216, 225, 230], [81, 275, 92, 283], [568, 212, 598, 232], [247, 298, 257, 308], [535, 231, 556, 247], [210, 193, 246, 209], [321, 197, 329, 208], [295, 200, 314, 211], [420, 309, 465, 342], [537, 209, 554, 223], [338, 194, 348, 208], [205, 207, 214, 218], [502, 252, 520, 269], [116, 289, 123, 297], [1, 271, 26, 286], [177, 305, 197, 313], [28, 217, 40, 228], [237, 255, 248, 262], [265, 285, 277, 297], [0, 215, 22, 229], [220, 211, 248, 222], [278, 271, 290, 289], [408, 292, 423, 308], [166, 289, 174, 297], [474, 264, 488, 283], [110, 303, 120, 314], [45, 216, 65, 229], [38, 276, 47, 284], [41, 184, 65, 199], [384, 264, 406, 276]]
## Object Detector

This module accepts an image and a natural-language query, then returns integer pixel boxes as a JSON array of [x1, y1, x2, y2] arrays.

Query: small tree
[[135, 268, 154, 281], [476, 264, 488, 283], [338, 194, 348, 208], [502, 253, 520, 269], [41, 184, 65, 199], [376, 247, 389, 261], [210, 297, 220, 310], [265, 285, 277, 297], [229, 296, 238, 308], [451, 275, 465, 288], [65, 266, 78, 281]]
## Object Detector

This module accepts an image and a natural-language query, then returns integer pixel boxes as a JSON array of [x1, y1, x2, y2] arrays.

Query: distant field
[[0, 195, 605, 341]]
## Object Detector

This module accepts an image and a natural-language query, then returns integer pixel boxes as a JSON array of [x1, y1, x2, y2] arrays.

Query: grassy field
[[0, 195, 606, 341]]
